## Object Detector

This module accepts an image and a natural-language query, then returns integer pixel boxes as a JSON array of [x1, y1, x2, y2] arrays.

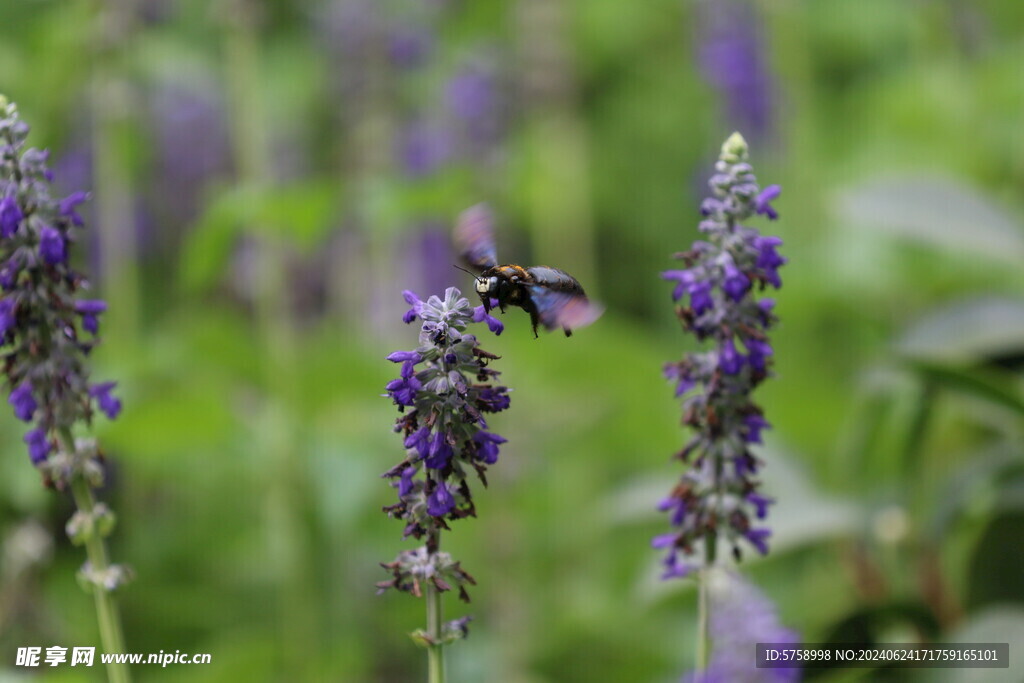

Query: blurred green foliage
[[1, 0, 1023, 681]]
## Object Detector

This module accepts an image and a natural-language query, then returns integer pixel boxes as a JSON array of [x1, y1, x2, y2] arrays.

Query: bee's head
[[476, 277, 497, 296]]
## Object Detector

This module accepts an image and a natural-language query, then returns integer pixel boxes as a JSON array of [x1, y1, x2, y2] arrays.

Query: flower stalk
[[378, 287, 508, 679], [655, 133, 786, 677], [1, 96, 131, 682]]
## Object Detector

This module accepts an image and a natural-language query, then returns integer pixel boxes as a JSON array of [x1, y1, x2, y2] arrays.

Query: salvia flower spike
[[656, 132, 786, 579], [379, 287, 510, 680], [0, 95, 131, 682]]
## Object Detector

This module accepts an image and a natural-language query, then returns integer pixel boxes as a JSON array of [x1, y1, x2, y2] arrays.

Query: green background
[[1, 0, 1023, 680]]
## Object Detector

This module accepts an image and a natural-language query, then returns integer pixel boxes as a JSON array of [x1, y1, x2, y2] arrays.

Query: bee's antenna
[[452, 264, 481, 280]]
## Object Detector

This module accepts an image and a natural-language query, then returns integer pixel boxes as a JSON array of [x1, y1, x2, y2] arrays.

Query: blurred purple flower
[[446, 62, 504, 148], [682, 570, 801, 682], [447, 67, 495, 122], [398, 120, 452, 177], [389, 27, 432, 69], [696, 0, 776, 143], [149, 81, 232, 227]]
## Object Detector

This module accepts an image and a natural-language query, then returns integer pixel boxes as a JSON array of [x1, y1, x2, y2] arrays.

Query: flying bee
[[454, 204, 604, 337]]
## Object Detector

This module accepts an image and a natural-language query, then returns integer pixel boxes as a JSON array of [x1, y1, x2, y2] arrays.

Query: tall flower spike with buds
[[378, 286, 509, 681], [655, 132, 785, 579], [0, 96, 131, 682]]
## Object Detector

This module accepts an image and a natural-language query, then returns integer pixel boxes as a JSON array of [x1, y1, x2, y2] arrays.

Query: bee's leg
[[528, 307, 540, 339], [563, 328, 572, 337]]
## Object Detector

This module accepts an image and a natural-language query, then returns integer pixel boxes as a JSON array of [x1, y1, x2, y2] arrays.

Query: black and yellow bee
[[454, 204, 603, 337]]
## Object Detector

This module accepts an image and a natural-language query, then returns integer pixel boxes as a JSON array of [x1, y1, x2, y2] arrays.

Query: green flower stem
[[426, 532, 445, 683], [696, 568, 709, 679], [61, 430, 131, 683]]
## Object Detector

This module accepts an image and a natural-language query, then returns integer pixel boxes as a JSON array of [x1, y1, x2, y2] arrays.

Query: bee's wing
[[527, 285, 605, 332], [454, 203, 498, 270]]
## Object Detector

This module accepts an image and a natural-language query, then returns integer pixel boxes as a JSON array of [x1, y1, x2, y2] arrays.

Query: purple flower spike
[[381, 286, 512, 601], [89, 382, 122, 420], [39, 225, 66, 265], [657, 133, 785, 577], [9, 381, 37, 421], [1, 96, 128, 589]]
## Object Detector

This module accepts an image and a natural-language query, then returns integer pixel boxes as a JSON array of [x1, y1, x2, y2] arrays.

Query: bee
[[454, 204, 603, 337]]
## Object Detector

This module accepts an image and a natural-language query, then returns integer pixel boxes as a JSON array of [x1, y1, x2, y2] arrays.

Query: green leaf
[[966, 512, 1024, 610], [932, 607, 1024, 683], [180, 185, 255, 292], [928, 444, 1024, 540], [181, 181, 340, 292], [836, 177, 1024, 267], [247, 180, 339, 252], [904, 360, 1024, 417], [897, 297, 1024, 364]]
